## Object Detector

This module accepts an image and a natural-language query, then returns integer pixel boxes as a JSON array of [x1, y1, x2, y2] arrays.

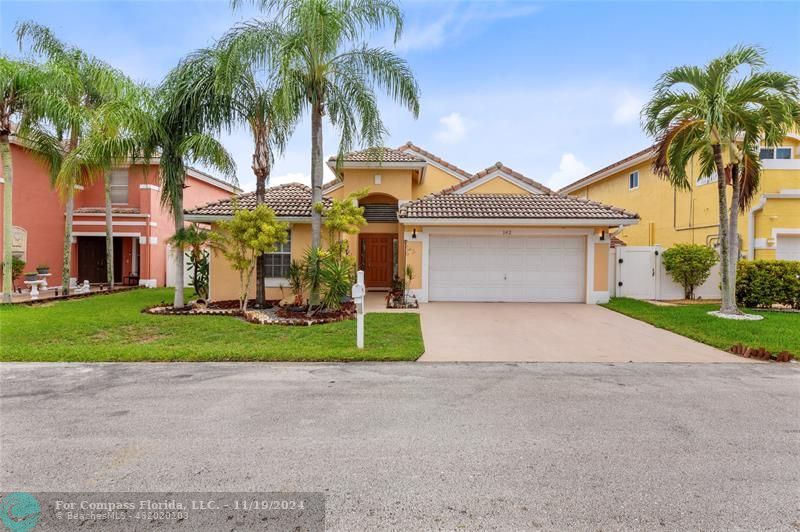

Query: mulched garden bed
[[144, 299, 355, 326]]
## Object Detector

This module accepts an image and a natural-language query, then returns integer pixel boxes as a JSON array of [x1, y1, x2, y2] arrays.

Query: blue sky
[[2, 0, 799, 191]]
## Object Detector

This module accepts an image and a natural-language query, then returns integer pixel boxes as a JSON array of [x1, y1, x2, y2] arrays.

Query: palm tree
[[643, 45, 799, 316], [16, 21, 127, 294], [230, 0, 420, 304], [174, 38, 296, 306], [0, 57, 46, 303], [141, 71, 237, 309], [60, 84, 158, 288], [167, 223, 216, 300]]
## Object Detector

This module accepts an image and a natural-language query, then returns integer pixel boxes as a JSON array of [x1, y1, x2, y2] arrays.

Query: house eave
[[184, 214, 312, 224], [398, 217, 640, 227]]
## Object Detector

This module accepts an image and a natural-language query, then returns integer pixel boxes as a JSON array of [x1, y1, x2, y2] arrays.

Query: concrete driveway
[[419, 303, 749, 362]]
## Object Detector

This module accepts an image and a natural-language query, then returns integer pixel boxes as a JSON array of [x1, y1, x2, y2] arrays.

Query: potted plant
[[36, 263, 50, 275], [24, 271, 38, 282]]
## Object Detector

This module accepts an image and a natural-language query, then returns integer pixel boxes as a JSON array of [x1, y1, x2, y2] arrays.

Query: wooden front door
[[359, 234, 395, 288], [78, 237, 124, 284]]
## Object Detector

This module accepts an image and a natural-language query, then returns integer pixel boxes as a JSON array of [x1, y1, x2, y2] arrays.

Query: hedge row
[[736, 260, 800, 309]]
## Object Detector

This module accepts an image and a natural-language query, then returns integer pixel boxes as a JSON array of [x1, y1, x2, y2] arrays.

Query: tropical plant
[[0, 57, 45, 302], [230, 0, 421, 306], [316, 187, 368, 258], [139, 63, 237, 309], [212, 204, 288, 311], [662, 244, 719, 300], [173, 38, 296, 307], [319, 254, 355, 310], [643, 45, 800, 316], [16, 21, 132, 295], [286, 259, 304, 305], [168, 224, 216, 300], [301, 246, 326, 313], [404, 263, 414, 303]]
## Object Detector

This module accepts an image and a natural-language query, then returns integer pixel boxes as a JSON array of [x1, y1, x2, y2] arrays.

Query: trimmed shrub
[[662, 244, 719, 299], [736, 260, 800, 309]]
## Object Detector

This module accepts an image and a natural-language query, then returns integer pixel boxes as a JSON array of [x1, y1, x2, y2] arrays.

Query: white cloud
[[398, 2, 541, 52], [270, 172, 311, 187], [546, 153, 590, 190], [613, 90, 645, 125], [434, 112, 468, 144]]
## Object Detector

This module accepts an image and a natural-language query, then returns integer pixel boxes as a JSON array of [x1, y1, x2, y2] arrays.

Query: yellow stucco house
[[186, 143, 639, 304], [560, 134, 800, 261]]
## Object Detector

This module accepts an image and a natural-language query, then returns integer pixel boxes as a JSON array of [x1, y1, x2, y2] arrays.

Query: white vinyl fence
[[613, 245, 721, 301]]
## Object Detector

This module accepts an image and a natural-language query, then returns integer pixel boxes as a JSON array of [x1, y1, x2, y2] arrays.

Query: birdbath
[[24, 279, 46, 300]]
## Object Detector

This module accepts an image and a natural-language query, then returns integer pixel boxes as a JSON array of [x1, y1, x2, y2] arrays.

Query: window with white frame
[[628, 171, 639, 190], [262, 230, 291, 278], [759, 147, 792, 160], [110, 169, 129, 204]]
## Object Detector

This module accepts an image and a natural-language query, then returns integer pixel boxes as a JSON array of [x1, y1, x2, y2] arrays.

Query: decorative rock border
[[729, 344, 794, 362], [707, 310, 763, 321], [144, 302, 355, 326]]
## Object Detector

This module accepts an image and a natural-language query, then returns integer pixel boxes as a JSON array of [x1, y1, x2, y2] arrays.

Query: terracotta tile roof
[[398, 193, 639, 221], [330, 146, 426, 164], [322, 179, 342, 191], [559, 146, 655, 193], [74, 207, 141, 215], [185, 183, 330, 218], [398, 142, 472, 179], [440, 162, 554, 194]]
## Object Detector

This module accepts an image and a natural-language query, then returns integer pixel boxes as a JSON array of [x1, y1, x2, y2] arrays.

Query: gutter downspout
[[747, 195, 767, 260]]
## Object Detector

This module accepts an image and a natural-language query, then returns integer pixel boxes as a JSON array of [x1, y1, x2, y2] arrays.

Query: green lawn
[[0, 289, 424, 362], [603, 298, 800, 358]]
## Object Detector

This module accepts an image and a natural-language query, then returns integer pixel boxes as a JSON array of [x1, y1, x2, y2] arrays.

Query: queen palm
[[141, 72, 237, 309], [231, 0, 420, 304], [643, 45, 799, 316], [17, 21, 127, 294], [175, 39, 295, 306], [0, 57, 49, 302]]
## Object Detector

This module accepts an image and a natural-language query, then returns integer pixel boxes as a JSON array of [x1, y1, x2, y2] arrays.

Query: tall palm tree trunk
[[728, 164, 740, 311], [1, 135, 13, 303], [62, 190, 74, 293], [712, 144, 735, 314], [104, 171, 114, 289], [253, 124, 269, 307], [173, 195, 185, 309], [309, 100, 324, 307]]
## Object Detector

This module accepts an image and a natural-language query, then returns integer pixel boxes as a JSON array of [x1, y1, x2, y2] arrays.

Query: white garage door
[[428, 235, 586, 302], [776, 234, 800, 261]]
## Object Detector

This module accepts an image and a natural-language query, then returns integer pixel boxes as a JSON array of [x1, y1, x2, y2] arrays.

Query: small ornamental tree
[[662, 244, 719, 300], [314, 188, 368, 258], [213, 205, 288, 311]]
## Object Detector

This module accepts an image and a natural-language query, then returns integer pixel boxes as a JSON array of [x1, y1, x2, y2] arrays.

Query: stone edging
[[143, 304, 355, 326]]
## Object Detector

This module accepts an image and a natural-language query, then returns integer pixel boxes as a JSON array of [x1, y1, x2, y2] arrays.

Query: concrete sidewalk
[[419, 303, 752, 362]]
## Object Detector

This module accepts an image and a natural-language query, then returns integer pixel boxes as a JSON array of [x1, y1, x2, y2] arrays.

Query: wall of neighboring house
[[0, 143, 67, 287], [0, 143, 235, 292], [569, 137, 800, 260], [411, 164, 462, 197]]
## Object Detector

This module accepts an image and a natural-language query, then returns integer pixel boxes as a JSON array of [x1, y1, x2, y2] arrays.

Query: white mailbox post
[[352, 270, 366, 349]]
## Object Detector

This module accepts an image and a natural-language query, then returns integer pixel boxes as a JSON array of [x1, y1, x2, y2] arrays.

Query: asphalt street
[[1, 362, 798, 530]]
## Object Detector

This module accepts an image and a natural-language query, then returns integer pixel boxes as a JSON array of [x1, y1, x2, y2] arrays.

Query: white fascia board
[[453, 170, 547, 194], [71, 212, 150, 218], [399, 218, 640, 227], [186, 167, 240, 193], [560, 151, 654, 194]]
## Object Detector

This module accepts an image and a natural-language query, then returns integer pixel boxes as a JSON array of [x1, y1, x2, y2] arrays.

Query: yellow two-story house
[[187, 143, 639, 304], [560, 135, 800, 261]]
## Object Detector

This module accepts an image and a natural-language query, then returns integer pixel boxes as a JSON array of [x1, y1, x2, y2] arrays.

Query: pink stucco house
[[0, 138, 238, 290]]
